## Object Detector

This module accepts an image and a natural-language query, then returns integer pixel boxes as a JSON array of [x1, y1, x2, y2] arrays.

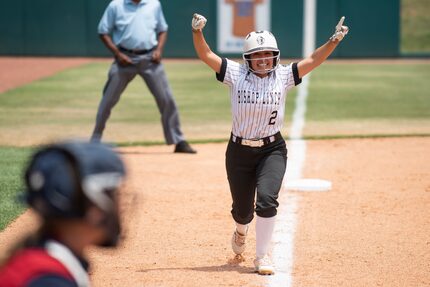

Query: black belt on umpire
[[118, 46, 154, 55], [230, 132, 282, 148]]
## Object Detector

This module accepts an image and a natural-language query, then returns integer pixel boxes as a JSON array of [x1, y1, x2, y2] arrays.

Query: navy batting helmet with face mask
[[23, 140, 126, 247]]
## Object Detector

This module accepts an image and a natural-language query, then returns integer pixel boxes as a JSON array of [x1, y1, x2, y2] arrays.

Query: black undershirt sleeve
[[216, 58, 227, 82], [292, 62, 302, 86]]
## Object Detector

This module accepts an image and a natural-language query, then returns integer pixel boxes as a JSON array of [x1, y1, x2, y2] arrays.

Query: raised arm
[[191, 14, 222, 73], [297, 16, 349, 78]]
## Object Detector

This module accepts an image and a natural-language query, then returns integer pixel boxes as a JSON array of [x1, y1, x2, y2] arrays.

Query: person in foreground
[[191, 13, 349, 275], [0, 141, 126, 286], [92, 0, 196, 154]]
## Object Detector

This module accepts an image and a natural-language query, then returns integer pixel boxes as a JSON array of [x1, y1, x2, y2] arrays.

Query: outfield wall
[[0, 0, 399, 58]]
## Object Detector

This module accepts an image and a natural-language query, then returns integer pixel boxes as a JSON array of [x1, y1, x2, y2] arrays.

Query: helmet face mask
[[243, 30, 280, 74], [24, 141, 126, 247], [244, 51, 280, 75]]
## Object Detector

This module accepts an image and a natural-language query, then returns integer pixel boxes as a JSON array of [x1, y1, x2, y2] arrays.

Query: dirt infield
[[1, 138, 428, 286], [93, 138, 430, 287], [0, 58, 429, 286], [0, 57, 107, 93]]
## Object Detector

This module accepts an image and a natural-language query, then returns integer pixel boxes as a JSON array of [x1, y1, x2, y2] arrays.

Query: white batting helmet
[[243, 30, 280, 74]]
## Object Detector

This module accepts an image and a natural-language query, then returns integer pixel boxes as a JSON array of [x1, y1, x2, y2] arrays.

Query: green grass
[[0, 62, 429, 141], [0, 61, 430, 230], [0, 62, 232, 127], [0, 61, 297, 143], [0, 147, 31, 230], [401, 0, 430, 53], [307, 63, 430, 121]]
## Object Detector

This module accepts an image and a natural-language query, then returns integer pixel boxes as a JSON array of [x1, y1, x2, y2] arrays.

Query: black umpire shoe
[[174, 141, 197, 154]]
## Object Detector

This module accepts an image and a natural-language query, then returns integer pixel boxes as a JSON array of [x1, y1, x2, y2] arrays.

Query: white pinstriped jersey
[[216, 58, 301, 139]]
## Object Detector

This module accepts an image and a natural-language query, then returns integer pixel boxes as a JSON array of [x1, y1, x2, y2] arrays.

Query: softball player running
[[191, 14, 348, 275]]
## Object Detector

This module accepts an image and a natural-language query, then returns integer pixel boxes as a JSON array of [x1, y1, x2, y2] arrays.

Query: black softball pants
[[225, 136, 288, 225]]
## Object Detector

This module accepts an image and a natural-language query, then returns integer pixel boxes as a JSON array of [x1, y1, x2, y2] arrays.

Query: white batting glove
[[330, 16, 349, 42], [192, 13, 207, 32]]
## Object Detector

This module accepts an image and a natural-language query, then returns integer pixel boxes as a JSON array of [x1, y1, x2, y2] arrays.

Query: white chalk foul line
[[268, 76, 310, 287], [268, 0, 316, 284]]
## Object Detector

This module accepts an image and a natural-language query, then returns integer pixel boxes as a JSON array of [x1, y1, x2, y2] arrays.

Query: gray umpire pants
[[91, 51, 185, 144]]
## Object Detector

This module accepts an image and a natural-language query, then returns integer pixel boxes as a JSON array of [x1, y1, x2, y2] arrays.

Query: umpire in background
[[0, 141, 126, 286], [91, 0, 196, 154]]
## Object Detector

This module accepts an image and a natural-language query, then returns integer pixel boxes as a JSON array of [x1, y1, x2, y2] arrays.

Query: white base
[[285, 178, 332, 192]]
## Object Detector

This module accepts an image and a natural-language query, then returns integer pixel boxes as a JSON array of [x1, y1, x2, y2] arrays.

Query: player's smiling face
[[249, 51, 274, 78]]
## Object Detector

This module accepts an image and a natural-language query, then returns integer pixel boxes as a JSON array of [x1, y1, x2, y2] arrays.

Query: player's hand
[[192, 13, 207, 32], [152, 48, 162, 63], [330, 16, 349, 42], [115, 51, 133, 66]]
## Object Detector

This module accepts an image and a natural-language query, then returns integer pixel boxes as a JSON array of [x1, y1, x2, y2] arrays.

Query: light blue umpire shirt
[[98, 0, 168, 51]]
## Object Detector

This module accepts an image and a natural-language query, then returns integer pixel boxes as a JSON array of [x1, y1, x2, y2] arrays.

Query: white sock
[[235, 222, 248, 235], [256, 215, 276, 259]]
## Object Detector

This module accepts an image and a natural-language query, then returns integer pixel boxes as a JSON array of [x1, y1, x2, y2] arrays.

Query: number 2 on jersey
[[268, 111, 278, 125]]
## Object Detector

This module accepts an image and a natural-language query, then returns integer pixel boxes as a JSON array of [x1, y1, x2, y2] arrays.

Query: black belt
[[118, 46, 154, 55], [230, 132, 282, 147]]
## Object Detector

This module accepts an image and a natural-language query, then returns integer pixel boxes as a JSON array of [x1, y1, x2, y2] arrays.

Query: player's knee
[[255, 196, 279, 218], [164, 96, 176, 108], [159, 97, 178, 115], [232, 209, 254, 225], [256, 207, 277, 218]]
